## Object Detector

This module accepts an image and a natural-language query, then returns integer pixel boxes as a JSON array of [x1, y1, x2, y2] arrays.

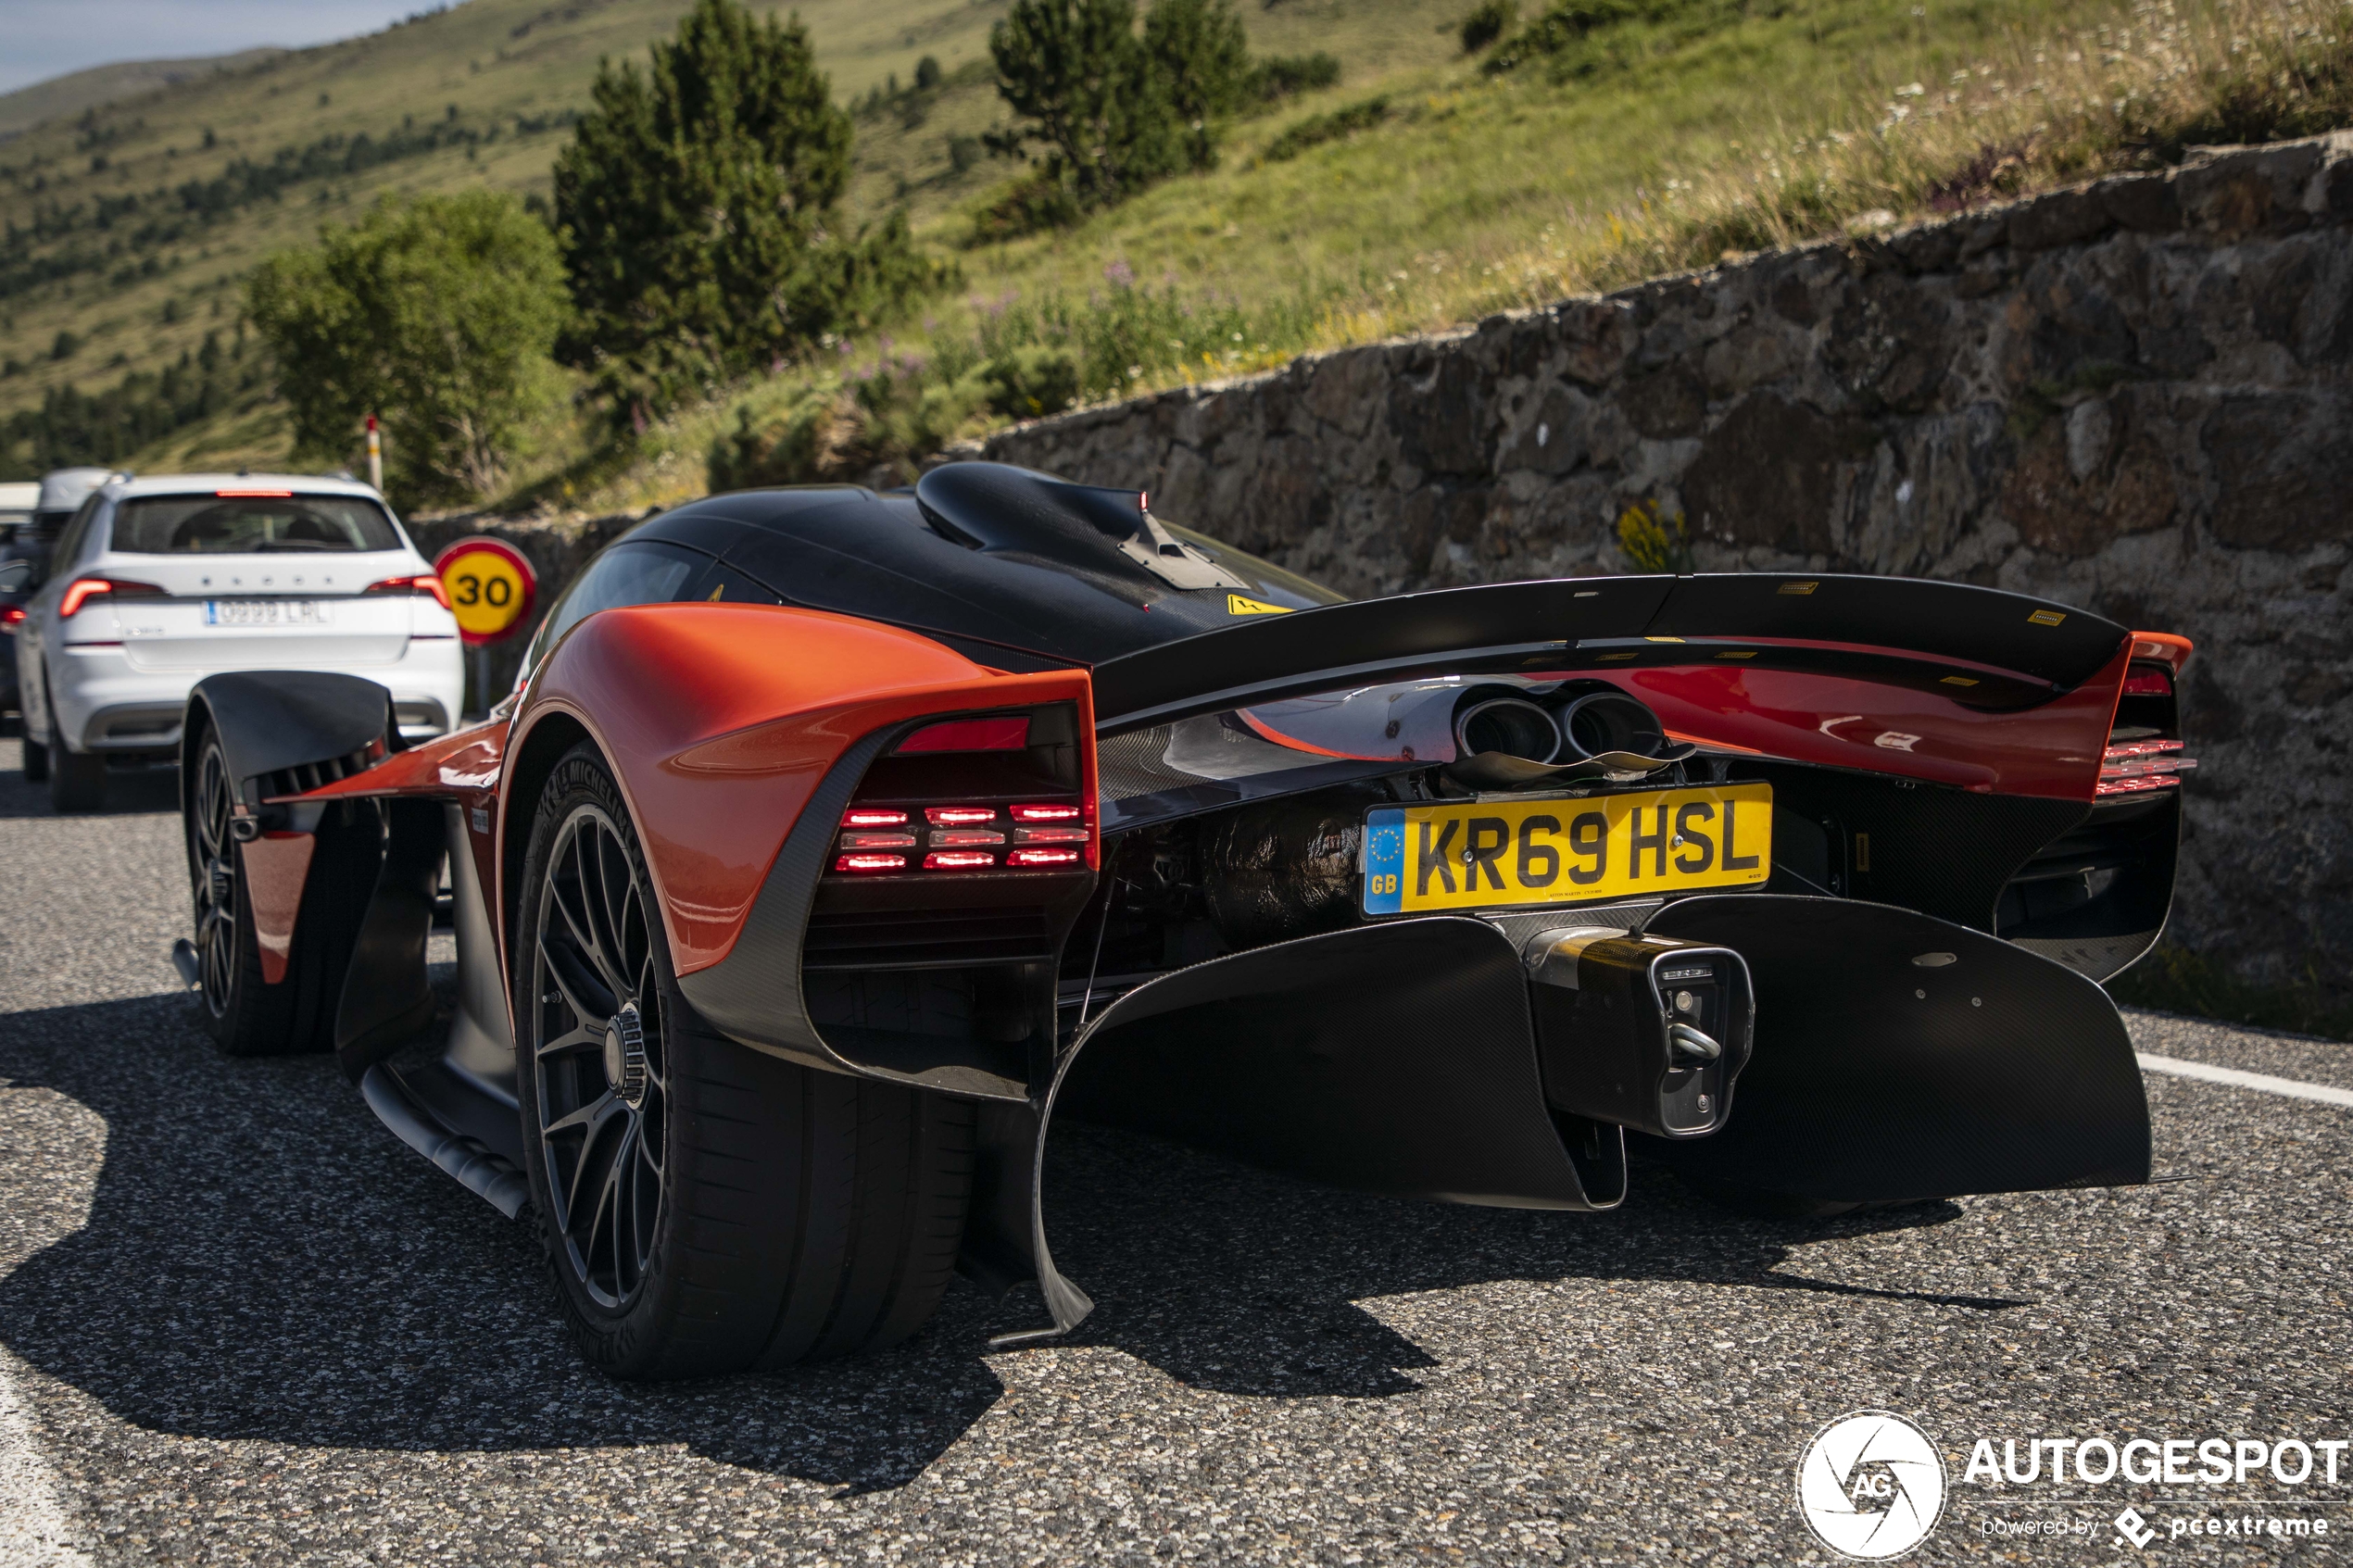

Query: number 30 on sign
[[432, 537, 537, 646]]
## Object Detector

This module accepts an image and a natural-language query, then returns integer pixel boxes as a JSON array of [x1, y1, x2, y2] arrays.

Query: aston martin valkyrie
[[171, 461, 2194, 1376]]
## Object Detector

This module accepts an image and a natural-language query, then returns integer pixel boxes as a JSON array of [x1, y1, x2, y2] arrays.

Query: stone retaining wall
[[978, 135, 2353, 997]]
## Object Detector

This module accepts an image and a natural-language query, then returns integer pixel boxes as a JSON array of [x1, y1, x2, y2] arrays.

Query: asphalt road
[[0, 736, 2347, 1566]]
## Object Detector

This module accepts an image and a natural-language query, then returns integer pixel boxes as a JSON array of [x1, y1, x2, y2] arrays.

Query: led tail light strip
[[832, 800, 1092, 874], [924, 850, 998, 872], [835, 852, 908, 874], [2096, 738, 2196, 797]]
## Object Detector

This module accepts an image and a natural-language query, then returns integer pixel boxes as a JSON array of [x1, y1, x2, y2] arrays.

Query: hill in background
[[4, 0, 2346, 495], [0, 0, 1464, 452], [0, 49, 287, 143]]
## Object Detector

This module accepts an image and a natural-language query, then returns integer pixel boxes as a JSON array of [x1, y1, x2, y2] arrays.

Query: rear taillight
[[2100, 659, 2194, 797], [837, 830, 917, 850], [0, 606, 23, 629], [833, 799, 1091, 874], [924, 850, 998, 872], [834, 852, 908, 874], [825, 706, 1095, 879], [2098, 739, 2197, 796], [59, 577, 165, 618], [365, 573, 452, 610]]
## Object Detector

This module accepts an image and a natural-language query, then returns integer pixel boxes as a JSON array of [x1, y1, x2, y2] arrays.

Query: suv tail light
[[59, 577, 165, 618], [364, 573, 452, 610]]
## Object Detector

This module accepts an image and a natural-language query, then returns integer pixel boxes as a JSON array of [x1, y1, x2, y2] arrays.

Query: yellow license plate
[[1361, 784, 1773, 914]]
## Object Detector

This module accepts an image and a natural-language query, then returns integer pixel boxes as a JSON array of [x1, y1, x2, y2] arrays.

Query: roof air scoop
[[915, 461, 1244, 592]]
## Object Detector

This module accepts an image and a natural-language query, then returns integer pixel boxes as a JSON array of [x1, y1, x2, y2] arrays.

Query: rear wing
[[1090, 573, 2131, 731]]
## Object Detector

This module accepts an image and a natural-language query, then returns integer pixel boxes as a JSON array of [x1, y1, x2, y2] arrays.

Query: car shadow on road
[[0, 992, 2000, 1493]]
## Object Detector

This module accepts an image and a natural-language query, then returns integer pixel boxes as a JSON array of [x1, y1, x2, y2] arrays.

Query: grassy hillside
[[0, 0, 1465, 456], [5, 0, 2347, 494], [0, 50, 287, 142]]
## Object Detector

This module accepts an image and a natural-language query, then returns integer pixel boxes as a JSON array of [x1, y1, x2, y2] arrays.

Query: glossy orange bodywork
[[2128, 631, 2195, 675], [517, 604, 1094, 975], [294, 720, 511, 943]]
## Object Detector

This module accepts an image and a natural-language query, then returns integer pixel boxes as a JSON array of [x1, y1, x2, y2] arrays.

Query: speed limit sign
[[433, 536, 537, 646]]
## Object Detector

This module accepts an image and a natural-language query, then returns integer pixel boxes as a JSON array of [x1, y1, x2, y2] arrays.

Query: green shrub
[[246, 190, 568, 502], [1459, 0, 1516, 53], [1260, 97, 1391, 163], [976, 344, 1082, 419], [1248, 52, 1341, 103]]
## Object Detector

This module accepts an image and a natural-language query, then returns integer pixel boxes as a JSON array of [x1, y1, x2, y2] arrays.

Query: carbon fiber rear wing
[[1089, 573, 2131, 732]]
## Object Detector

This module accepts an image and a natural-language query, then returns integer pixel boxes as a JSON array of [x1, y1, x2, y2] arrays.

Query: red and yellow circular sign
[[433, 537, 537, 646]]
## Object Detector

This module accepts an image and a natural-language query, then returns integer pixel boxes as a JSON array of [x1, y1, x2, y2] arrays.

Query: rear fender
[[516, 602, 1094, 982]]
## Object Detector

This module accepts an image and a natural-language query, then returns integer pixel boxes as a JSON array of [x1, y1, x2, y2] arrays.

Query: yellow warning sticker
[[1227, 595, 1294, 616], [2027, 608, 2067, 626]]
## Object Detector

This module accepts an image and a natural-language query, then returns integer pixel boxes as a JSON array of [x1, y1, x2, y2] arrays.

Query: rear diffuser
[[1639, 895, 2150, 1204]]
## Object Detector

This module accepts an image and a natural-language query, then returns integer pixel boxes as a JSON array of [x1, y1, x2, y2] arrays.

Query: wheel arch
[[500, 708, 596, 957]]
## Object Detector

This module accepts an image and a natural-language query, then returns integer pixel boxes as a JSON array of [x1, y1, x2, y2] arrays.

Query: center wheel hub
[[603, 1002, 648, 1109]]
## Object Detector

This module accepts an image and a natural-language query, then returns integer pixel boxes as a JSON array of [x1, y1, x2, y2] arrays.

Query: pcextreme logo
[[1796, 1411, 1949, 1560]]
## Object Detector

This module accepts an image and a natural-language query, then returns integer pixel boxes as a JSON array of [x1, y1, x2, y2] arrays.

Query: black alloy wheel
[[513, 742, 980, 1380], [528, 799, 670, 1311], [191, 740, 240, 1019], [182, 725, 359, 1057]]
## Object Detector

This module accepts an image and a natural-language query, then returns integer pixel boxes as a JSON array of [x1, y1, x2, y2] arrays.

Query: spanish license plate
[[1362, 783, 1773, 915], [207, 598, 333, 626]]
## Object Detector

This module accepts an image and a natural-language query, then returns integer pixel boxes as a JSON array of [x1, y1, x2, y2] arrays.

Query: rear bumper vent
[[804, 906, 1054, 970]]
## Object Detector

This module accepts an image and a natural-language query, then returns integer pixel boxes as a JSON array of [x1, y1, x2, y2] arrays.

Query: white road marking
[[0, 1347, 92, 1568], [2138, 1052, 2353, 1110]]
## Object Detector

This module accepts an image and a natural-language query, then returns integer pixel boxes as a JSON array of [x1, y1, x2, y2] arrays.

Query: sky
[[0, 2, 424, 96]]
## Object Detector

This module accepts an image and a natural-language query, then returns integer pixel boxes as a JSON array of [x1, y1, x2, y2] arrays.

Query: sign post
[[365, 413, 383, 494], [432, 536, 537, 719]]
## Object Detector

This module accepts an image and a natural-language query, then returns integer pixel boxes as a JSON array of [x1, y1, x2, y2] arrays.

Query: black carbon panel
[[674, 727, 899, 1073], [1640, 895, 2150, 1202], [1052, 916, 1619, 1210], [1737, 763, 2087, 931]]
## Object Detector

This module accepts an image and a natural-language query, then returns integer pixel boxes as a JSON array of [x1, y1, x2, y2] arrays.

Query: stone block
[[2007, 189, 2113, 251]]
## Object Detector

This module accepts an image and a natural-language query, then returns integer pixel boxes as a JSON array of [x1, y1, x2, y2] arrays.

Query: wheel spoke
[[546, 1088, 617, 1138], [531, 799, 668, 1311], [562, 1098, 628, 1223], [538, 939, 615, 1035]]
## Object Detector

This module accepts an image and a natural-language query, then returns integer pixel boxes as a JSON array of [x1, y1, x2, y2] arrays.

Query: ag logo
[[1796, 1411, 1947, 1560]]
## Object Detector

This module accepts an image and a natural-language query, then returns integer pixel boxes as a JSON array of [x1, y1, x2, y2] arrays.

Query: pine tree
[[988, 0, 1182, 207], [554, 0, 932, 420], [1142, 0, 1251, 169]]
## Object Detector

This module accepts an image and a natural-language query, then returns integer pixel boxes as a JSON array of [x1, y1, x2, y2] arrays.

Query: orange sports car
[[172, 462, 2192, 1377]]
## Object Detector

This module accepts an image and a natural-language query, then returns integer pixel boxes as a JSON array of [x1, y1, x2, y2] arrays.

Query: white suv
[[15, 473, 464, 811]]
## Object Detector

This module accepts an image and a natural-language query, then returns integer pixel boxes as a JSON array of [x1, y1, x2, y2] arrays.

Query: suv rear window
[[109, 494, 403, 555]]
